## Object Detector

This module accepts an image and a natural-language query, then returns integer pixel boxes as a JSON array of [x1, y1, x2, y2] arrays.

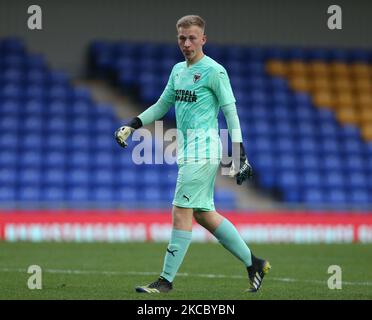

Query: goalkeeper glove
[[229, 142, 253, 185], [114, 117, 143, 148]]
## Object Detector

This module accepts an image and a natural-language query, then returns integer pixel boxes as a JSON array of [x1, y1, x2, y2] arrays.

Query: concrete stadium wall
[[0, 0, 371, 76]]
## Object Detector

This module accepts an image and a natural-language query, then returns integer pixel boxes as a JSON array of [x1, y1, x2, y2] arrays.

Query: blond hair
[[176, 15, 206, 32]]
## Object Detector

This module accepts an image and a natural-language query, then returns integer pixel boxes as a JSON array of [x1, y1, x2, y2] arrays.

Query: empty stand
[[88, 41, 372, 208]]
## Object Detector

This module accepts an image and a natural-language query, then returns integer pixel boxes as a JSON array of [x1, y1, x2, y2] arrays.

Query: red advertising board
[[1, 210, 372, 243]]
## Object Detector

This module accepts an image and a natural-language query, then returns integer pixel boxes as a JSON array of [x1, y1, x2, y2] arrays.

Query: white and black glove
[[114, 117, 142, 148], [229, 142, 253, 185]]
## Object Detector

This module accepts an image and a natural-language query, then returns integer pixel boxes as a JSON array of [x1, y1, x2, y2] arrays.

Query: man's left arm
[[209, 67, 253, 184], [221, 103, 253, 185]]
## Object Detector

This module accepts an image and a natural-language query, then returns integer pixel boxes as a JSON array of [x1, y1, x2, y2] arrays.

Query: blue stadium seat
[[348, 172, 368, 189], [277, 171, 300, 189], [26, 54, 46, 69], [116, 187, 137, 203], [318, 122, 339, 138], [271, 91, 291, 105], [215, 189, 236, 209], [143, 187, 162, 203], [115, 170, 137, 188], [143, 170, 161, 186], [0, 99, 21, 116], [66, 169, 90, 186], [92, 152, 114, 168], [0, 186, 16, 202], [283, 189, 302, 203], [43, 187, 65, 202], [303, 188, 325, 205], [47, 100, 68, 117], [17, 186, 41, 202], [92, 169, 114, 186], [350, 49, 370, 62], [46, 117, 67, 133], [251, 152, 275, 172], [24, 116, 43, 131], [258, 173, 276, 189], [297, 123, 318, 138], [68, 152, 91, 168], [343, 139, 364, 155], [276, 136, 295, 153], [331, 49, 350, 62], [26, 69, 47, 84], [69, 135, 90, 151], [43, 169, 65, 187], [161, 187, 175, 202], [44, 151, 66, 168], [277, 154, 297, 170], [338, 125, 361, 140], [66, 186, 90, 202], [327, 189, 347, 205], [22, 134, 44, 150], [302, 171, 322, 188], [321, 155, 342, 171], [22, 151, 42, 168], [320, 139, 341, 155], [324, 172, 345, 189], [298, 137, 318, 153], [308, 48, 331, 60], [269, 77, 289, 91], [92, 187, 114, 202], [45, 134, 67, 150], [0, 168, 17, 186], [349, 189, 370, 205], [300, 154, 320, 170], [266, 47, 288, 60], [345, 155, 365, 172], [0, 151, 17, 167], [18, 168, 42, 186], [0, 116, 19, 133]]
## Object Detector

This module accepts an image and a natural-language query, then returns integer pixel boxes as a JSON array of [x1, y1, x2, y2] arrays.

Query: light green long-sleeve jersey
[[138, 55, 243, 161]]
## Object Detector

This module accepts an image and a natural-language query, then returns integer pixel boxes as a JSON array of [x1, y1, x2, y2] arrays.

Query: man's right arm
[[137, 98, 173, 126], [115, 67, 175, 148], [115, 98, 173, 148]]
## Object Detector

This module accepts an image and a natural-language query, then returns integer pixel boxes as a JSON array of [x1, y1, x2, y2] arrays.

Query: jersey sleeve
[[137, 66, 175, 126], [221, 103, 243, 143], [159, 66, 176, 105], [208, 67, 236, 107]]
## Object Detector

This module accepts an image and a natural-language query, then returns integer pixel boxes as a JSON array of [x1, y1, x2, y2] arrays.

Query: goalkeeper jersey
[[160, 55, 236, 162]]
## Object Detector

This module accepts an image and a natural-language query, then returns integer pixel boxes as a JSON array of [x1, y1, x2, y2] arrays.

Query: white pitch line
[[1, 267, 372, 287]]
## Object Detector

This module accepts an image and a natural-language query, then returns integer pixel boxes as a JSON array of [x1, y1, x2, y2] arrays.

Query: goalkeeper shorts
[[172, 160, 220, 212]]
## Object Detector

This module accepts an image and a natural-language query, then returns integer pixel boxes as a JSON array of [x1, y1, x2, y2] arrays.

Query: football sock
[[213, 218, 252, 267], [160, 228, 192, 282]]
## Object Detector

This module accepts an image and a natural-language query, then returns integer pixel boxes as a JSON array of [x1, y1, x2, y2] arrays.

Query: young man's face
[[177, 25, 206, 63]]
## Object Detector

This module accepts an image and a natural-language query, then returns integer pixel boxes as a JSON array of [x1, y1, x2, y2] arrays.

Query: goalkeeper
[[115, 15, 270, 293]]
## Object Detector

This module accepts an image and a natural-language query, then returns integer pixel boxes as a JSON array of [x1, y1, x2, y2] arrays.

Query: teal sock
[[213, 218, 252, 267], [160, 229, 192, 282]]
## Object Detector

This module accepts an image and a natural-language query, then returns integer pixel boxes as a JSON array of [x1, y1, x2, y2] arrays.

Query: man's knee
[[193, 210, 207, 226], [193, 210, 224, 232]]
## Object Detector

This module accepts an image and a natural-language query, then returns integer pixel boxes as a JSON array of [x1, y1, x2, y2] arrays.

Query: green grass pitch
[[0, 242, 371, 300]]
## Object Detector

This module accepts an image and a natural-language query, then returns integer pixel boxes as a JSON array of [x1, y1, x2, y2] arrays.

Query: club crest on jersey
[[193, 73, 201, 83]]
